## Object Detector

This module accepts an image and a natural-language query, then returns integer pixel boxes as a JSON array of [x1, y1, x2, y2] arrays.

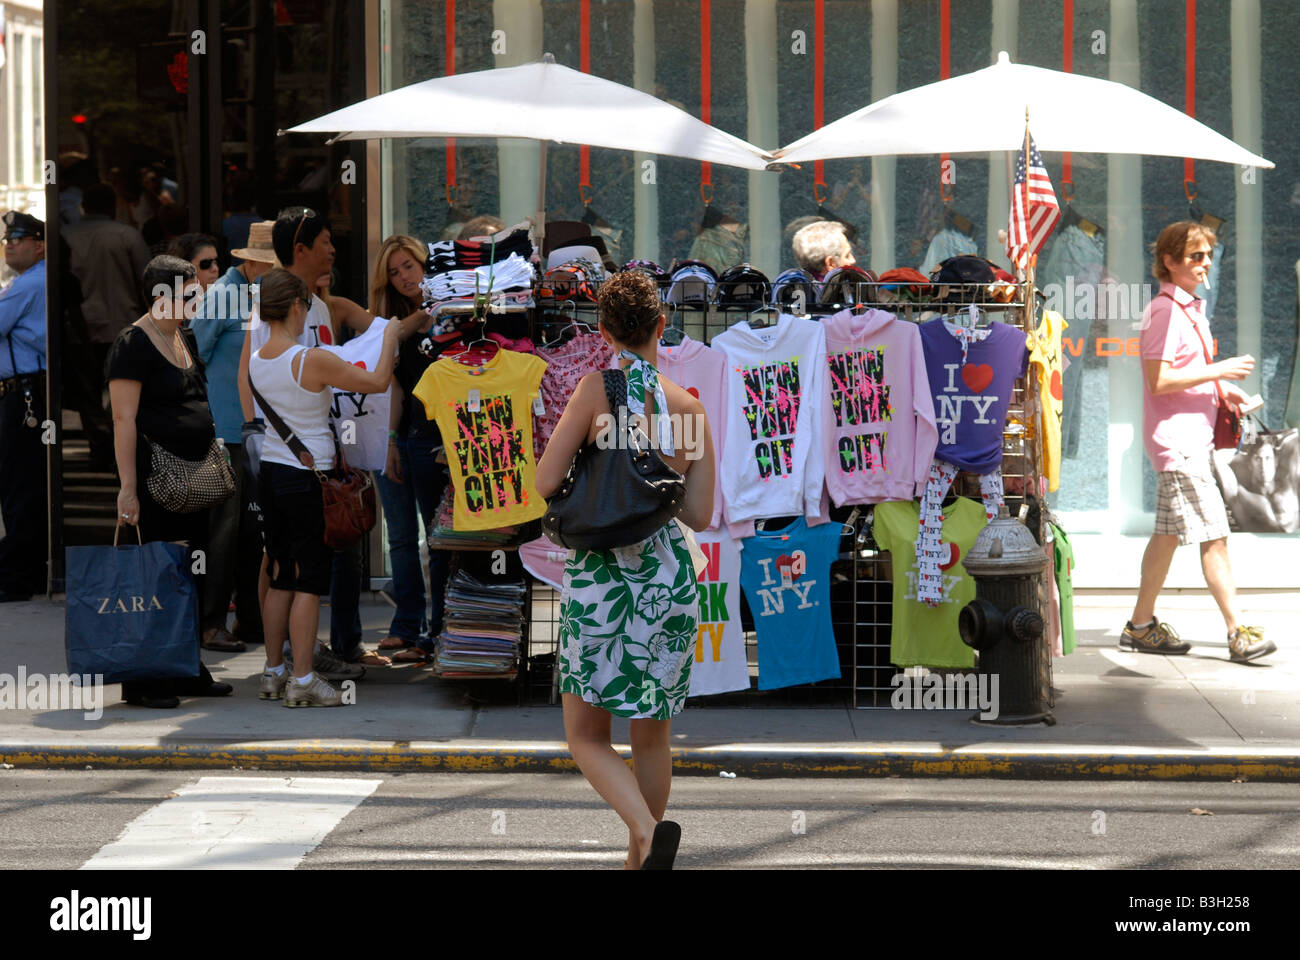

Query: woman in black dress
[[107, 255, 234, 708]]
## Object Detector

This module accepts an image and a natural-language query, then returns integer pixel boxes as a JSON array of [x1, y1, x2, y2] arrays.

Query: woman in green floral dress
[[536, 272, 716, 870]]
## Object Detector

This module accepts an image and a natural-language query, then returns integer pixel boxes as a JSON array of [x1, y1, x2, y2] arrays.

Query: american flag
[[1006, 132, 1060, 271]]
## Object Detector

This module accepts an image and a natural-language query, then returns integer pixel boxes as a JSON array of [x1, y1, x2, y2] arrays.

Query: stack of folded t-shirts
[[420, 226, 538, 334], [427, 226, 534, 273], [433, 569, 528, 678], [421, 253, 535, 302]]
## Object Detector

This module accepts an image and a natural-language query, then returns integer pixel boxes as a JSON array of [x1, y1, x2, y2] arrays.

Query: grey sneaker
[[282, 640, 365, 681], [283, 674, 345, 708], [1120, 617, 1191, 655], [1228, 626, 1276, 663], [259, 668, 288, 700]]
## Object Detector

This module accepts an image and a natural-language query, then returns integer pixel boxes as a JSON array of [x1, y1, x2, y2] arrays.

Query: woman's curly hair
[[597, 271, 662, 347]]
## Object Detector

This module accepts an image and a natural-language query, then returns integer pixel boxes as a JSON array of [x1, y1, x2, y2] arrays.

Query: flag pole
[[1020, 107, 1046, 543]]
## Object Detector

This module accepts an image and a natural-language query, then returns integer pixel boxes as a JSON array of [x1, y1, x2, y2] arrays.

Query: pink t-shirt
[[1139, 283, 1217, 472]]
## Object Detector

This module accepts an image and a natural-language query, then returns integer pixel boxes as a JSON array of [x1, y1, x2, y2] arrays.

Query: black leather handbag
[[542, 368, 686, 551]]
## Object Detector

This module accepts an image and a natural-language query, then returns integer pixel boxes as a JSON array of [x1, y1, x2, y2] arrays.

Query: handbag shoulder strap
[[249, 377, 316, 469], [1155, 291, 1226, 406], [600, 367, 627, 415]]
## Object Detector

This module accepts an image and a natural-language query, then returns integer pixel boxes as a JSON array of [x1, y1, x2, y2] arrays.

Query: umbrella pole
[[534, 138, 549, 252]]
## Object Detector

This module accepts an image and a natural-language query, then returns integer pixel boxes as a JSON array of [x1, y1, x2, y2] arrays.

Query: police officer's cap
[[2, 211, 45, 241]]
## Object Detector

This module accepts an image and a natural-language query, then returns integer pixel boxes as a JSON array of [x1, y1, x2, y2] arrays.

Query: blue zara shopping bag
[[65, 527, 200, 684]]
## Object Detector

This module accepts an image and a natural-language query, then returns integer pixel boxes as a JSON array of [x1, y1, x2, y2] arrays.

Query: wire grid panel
[[526, 282, 1045, 708]]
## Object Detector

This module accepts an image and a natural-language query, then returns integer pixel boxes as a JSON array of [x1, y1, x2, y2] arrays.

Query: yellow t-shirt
[[412, 350, 549, 531], [1028, 309, 1067, 492]]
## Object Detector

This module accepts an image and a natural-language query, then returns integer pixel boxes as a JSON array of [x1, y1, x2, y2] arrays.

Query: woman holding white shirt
[[248, 268, 398, 707]]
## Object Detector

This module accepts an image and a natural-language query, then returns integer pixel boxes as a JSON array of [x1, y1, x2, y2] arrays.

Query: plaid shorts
[[1155, 452, 1231, 545]]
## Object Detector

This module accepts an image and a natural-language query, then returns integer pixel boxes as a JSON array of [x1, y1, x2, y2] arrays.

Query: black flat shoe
[[197, 682, 233, 697], [640, 820, 682, 870], [124, 695, 180, 709]]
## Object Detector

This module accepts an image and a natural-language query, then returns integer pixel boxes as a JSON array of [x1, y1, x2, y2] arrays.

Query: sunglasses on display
[[291, 209, 318, 249]]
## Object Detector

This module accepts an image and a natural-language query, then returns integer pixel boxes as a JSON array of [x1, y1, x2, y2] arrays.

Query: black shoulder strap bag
[[542, 368, 686, 551]]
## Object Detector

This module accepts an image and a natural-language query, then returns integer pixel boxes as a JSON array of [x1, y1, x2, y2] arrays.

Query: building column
[[870, 0, 897, 272], [493, 0, 543, 225], [632, 0, 659, 263], [986, 0, 1018, 268], [745, 0, 780, 276], [1107, 0, 1145, 536], [1231, 0, 1262, 398]]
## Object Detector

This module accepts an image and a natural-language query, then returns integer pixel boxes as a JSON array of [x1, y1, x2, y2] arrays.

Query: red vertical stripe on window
[[445, 0, 456, 197], [813, 0, 825, 194], [1062, 0, 1073, 191], [579, 0, 591, 198], [700, 0, 712, 190], [939, 0, 950, 198], [1185, 0, 1196, 189]]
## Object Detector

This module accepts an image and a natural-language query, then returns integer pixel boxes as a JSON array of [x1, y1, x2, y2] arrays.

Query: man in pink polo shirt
[[1122, 221, 1275, 663]]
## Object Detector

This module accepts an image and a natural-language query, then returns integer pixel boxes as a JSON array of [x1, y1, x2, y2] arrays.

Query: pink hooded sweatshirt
[[821, 308, 938, 505], [657, 334, 727, 531]]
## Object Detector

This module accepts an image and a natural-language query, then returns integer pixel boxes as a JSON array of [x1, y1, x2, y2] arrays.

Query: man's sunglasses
[[291, 208, 318, 249], [1186, 250, 1212, 263]]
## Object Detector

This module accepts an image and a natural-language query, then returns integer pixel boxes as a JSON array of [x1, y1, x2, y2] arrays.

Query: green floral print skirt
[[557, 522, 698, 719]]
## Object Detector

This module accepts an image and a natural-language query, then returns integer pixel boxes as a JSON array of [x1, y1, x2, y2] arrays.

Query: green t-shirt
[[872, 497, 987, 668], [1050, 522, 1076, 655]]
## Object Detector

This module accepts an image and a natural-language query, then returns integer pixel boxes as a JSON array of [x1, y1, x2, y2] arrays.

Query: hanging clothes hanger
[[754, 516, 857, 539], [746, 305, 779, 330], [659, 303, 686, 347]]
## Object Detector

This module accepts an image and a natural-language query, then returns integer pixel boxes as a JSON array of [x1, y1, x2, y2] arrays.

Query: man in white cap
[[189, 220, 277, 651]]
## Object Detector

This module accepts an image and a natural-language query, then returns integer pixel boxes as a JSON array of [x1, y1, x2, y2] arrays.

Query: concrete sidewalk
[[1, 591, 1296, 779]]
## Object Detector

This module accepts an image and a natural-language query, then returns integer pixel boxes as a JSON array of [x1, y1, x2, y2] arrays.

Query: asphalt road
[[3, 768, 1300, 870]]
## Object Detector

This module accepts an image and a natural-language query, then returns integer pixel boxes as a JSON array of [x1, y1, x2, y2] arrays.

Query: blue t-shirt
[[919, 318, 1028, 474], [191, 266, 251, 443], [0, 259, 46, 378], [738, 516, 842, 690]]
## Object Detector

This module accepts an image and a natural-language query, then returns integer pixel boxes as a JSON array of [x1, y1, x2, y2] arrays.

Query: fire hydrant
[[957, 505, 1054, 724]]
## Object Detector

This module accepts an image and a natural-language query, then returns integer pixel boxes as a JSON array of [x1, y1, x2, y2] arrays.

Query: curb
[[4, 742, 1300, 780]]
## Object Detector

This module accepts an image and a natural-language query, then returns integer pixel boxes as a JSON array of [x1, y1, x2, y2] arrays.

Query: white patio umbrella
[[286, 56, 775, 244], [774, 51, 1272, 169]]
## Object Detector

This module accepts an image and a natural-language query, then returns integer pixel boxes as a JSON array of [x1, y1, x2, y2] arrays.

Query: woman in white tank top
[[249, 269, 399, 708]]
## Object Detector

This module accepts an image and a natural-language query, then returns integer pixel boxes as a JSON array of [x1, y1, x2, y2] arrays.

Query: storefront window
[[379, 0, 1299, 545]]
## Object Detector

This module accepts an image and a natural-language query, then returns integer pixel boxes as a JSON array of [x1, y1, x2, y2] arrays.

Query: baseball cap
[[771, 268, 817, 310], [716, 263, 772, 310], [2, 211, 45, 241], [663, 259, 718, 305], [818, 265, 876, 307]]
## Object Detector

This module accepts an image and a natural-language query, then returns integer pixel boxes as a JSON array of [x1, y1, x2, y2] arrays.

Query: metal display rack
[[433, 277, 1049, 709]]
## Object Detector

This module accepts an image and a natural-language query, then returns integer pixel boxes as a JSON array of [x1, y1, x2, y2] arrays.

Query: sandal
[[345, 646, 393, 667], [640, 820, 681, 870], [377, 635, 415, 652], [390, 647, 432, 664], [201, 628, 246, 652]]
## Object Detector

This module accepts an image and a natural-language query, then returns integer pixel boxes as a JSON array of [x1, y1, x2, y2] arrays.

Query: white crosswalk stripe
[[81, 777, 381, 870]]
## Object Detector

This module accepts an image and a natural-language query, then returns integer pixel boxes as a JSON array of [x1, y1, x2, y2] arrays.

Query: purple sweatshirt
[[918, 318, 1029, 474]]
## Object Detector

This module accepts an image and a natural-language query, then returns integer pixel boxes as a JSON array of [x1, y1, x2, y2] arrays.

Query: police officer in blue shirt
[[0, 211, 48, 601]]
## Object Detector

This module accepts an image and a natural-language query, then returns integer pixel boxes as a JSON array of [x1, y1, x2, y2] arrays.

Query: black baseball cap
[[2, 211, 44, 241]]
